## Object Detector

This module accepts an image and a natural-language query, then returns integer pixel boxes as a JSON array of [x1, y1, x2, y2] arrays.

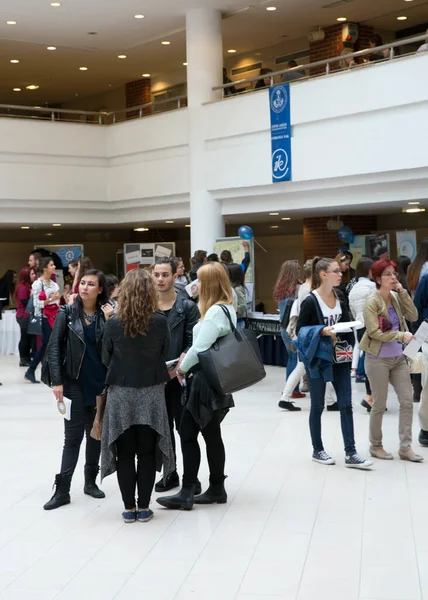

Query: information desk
[[247, 313, 287, 368], [0, 310, 20, 355]]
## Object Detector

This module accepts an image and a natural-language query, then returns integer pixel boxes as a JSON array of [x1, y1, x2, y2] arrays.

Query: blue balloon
[[238, 225, 254, 240], [338, 226, 354, 244]]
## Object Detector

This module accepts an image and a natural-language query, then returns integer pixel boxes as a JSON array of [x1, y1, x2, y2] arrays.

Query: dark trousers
[[60, 385, 101, 477], [16, 316, 36, 361], [116, 425, 157, 510], [308, 362, 356, 455], [29, 318, 52, 370], [357, 328, 372, 395], [180, 408, 225, 487], [165, 378, 184, 469]]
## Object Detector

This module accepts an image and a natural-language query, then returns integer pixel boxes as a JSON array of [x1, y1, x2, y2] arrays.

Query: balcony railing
[[213, 33, 428, 97], [0, 95, 187, 125]]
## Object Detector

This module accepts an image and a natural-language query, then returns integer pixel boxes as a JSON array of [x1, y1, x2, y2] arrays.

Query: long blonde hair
[[198, 262, 234, 320], [117, 269, 157, 337]]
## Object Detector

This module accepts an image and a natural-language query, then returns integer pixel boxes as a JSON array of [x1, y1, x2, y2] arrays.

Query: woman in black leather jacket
[[43, 270, 114, 510]]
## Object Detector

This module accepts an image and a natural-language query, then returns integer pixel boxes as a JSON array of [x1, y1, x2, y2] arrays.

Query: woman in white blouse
[[157, 262, 237, 511]]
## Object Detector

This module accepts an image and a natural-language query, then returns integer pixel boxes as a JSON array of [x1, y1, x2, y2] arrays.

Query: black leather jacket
[[166, 294, 200, 361], [102, 312, 170, 388], [46, 305, 106, 386]]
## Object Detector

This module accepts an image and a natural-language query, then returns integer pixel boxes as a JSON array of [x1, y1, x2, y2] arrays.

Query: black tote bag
[[198, 305, 266, 395]]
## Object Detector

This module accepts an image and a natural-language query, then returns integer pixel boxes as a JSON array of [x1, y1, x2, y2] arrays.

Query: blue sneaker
[[122, 510, 137, 523], [137, 509, 154, 523]]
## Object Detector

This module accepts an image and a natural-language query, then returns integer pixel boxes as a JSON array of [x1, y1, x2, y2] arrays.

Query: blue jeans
[[307, 362, 356, 455], [29, 318, 52, 370], [281, 329, 299, 392]]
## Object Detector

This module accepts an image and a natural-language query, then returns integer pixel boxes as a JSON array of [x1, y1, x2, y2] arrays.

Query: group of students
[[35, 257, 239, 522], [275, 249, 428, 467]]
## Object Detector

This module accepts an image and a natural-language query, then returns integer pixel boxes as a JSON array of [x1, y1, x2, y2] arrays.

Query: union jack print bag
[[333, 340, 353, 364]]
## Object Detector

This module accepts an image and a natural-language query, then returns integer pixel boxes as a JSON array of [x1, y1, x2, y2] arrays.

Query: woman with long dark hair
[[273, 260, 304, 409], [101, 269, 173, 523], [43, 270, 114, 510], [297, 257, 372, 469], [407, 238, 428, 293], [226, 263, 247, 328], [396, 255, 411, 291], [24, 258, 60, 384], [157, 262, 237, 510], [15, 267, 35, 367]]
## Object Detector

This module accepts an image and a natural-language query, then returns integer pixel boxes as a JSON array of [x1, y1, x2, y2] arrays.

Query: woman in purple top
[[360, 259, 423, 462]]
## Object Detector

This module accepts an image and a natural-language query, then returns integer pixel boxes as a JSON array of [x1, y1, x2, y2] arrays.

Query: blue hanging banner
[[269, 84, 292, 183]]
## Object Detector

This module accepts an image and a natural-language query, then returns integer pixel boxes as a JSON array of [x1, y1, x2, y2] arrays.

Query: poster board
[[213, 237, 255, 310], [124, 242, 176, 272], [396, 231, 417, 260], [34, 244, 84, 292], [350, 233, 390, 264]]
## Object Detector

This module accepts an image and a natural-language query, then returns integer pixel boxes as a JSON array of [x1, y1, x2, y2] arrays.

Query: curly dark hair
[[117, 269, 157, 337]]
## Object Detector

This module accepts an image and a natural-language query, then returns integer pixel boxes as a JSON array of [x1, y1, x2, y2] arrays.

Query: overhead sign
[[269, 84, 292, 183]]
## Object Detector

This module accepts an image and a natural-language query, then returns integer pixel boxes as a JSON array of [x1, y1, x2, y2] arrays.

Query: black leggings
[[165, 378, 183, 469], [60, 384, 100, 476], [116, 425, 157, 510], [357, 328, 372, 395], [179, 408, 225, 487], [16, 316, 36, 361]]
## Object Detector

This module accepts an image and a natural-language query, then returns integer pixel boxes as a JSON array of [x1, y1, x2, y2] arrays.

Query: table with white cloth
[[0, 310, 20, 355]]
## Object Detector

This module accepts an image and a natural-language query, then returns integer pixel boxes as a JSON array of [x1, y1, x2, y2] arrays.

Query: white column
[[186, 8, 225, 254]]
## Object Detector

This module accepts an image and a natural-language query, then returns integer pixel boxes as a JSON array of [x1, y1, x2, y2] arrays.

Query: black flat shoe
[[278, 401, 301, 411]]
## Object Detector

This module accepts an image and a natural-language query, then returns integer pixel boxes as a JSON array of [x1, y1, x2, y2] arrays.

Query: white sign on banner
[[396, 231, 417, 260]]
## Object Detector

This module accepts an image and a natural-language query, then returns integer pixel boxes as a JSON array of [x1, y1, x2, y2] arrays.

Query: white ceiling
[[0, 0, 426, 105]]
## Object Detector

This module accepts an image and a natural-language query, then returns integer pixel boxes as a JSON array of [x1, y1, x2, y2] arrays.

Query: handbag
[[408, 352, 423, 374], [90, 390, 107, 441], [333, 339, 353, 364], [197, 305, 266, 395], [28, 313, 42, 336]]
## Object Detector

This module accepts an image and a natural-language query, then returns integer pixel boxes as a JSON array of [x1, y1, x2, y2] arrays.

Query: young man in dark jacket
[[152, 257, 200, 492]]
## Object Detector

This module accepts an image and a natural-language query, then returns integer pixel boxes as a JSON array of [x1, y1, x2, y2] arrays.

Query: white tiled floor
[[0, 354, 427, 600]]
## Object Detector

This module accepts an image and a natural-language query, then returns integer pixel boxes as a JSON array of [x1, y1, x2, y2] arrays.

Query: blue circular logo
[[270, 86, 288, 114], [272, 149, 289, 179]]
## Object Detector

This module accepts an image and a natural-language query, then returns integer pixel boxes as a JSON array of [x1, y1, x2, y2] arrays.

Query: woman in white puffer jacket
[[349, 257, 375, 411]]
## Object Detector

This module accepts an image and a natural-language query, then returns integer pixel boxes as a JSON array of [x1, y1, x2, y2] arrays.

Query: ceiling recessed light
[[266, 6, 277, 11], [281, 217, 291, 221], [10, 59, 19, 64], [133, 227, 149, 232], [408, 201, 420, 205], [13, 87, 21, 92], [46, 233, 53, 236], [269, 212, 279, 216], [118, 54, 127, 59], [52, 223, 62, 227], [227, 49, 237, 53], [134, 14, 145, 18], [142, 73, 151, 77], [185, 224, 191, 228], [403, 207, 425, 213], [26, 85, 39, 90], [165, 220, 175, 223], [161, 41, 171, 45], [6, 21, 17, 25], [47, 46, 56, 50], [21, 226, 30, 229], [337, 17, 347, 21], [79, 66, 88, 71], [183, 62, 187, 66], [397, 15, 408, 20], [271, 225, 279, 229], [50, 2, 61, 6]]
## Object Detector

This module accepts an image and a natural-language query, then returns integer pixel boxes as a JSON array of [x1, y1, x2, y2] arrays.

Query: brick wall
[[309, 23, 374, 75], [303, 215, 378, 260], [125, 79, 152, 118]]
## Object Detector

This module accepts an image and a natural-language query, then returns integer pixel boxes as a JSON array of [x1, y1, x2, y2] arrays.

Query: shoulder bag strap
[[218, 304, 237, 334], [310, 292, 325, 327]]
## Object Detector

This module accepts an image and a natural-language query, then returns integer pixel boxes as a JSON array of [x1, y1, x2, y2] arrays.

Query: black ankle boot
[[194, 477, 227, 505], [43, 473, 72, 510], [84, 466, 105, 499], [156, 485, 195, 510]]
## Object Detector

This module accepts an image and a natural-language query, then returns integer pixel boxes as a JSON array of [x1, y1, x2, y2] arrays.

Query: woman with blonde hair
[[101, 269, 174, 523], [157, 261, 237, 511]]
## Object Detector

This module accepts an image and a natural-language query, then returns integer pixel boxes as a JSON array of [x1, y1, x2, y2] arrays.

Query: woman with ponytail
[[297, 257, 372, 469]]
